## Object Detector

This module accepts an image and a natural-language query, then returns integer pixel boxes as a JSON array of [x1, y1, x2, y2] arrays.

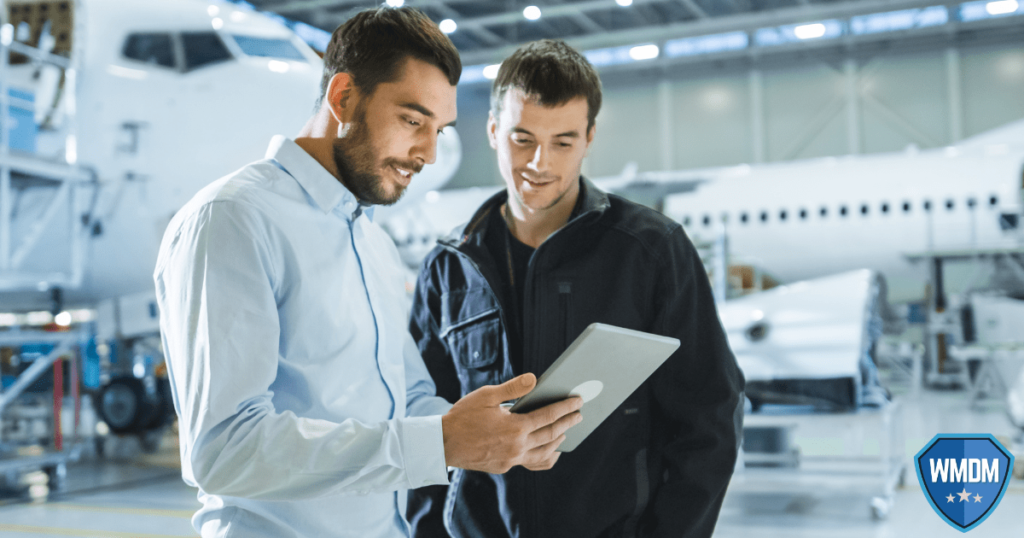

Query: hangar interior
[[1, 0, 1024, 536]]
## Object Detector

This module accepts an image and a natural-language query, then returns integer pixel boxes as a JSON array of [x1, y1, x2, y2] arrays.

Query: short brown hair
[[490, 40, 602, 131], [318, 7, 461, 106]]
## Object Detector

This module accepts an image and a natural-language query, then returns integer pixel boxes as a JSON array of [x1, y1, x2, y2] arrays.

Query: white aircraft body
[[0, 0, 461, 315], [660, 131, 1024, 302]]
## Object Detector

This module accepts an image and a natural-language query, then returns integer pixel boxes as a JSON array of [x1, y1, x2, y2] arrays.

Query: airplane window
[[779, 210, 787, 221], [990, 195, 999, 206], [740, 212, 749, 224], [702, 215, 711, 227], [902, 201, 911, 212], [839, 205, 848, 217], [183, 32, 233, 71], [760, 211, 768, 223], [967, 197, 976, 209], [231, 35, 306, 61], [683, 216, 691, 226], [923, 200, 932, 211], [123, 33, 176, 68], [799, 208, 808, 219], [946, 199, 955, 210], [819, 206, 828, 217], [860, 204, 869, 215], [881, 203, 890, 214]]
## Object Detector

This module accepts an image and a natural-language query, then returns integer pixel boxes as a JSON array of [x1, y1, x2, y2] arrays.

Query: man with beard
[[154, 9, 582, 538], [407, 40, 744, 538]]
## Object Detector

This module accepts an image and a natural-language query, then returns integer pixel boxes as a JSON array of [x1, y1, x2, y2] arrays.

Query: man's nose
[[527, 144, 549, 172], [411, 130, 438, 165]]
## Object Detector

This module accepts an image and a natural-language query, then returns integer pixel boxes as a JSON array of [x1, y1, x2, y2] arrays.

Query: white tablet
[[509, 323, 680, 452]]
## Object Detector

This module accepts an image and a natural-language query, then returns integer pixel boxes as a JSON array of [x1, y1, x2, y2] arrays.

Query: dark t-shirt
[[484, 207, 535, 375]]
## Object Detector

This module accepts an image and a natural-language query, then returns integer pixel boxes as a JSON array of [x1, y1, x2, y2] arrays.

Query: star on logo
[[974, 494, 983, 503], [957, 488, 972, 502], [946, 494, 955, 503]]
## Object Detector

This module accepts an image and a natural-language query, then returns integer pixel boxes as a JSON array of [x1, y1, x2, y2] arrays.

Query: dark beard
[[331, 105, 420, 206]]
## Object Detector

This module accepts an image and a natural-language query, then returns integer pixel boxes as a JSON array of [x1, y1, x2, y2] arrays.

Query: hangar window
[[990, 195, 999, 207], [779, 210, 788, 221], [231, 35, 306, 61], [946, 199, 955, 211], [860, 204, 869, 215], [902, 201, 911, 213], [182, 32, 233, 71], [839, 205, 848, 217], [881, 202, 890, 214], [760, 211, 769, 223], [123, 33, 176, 68], [740, 212, 749, 224], [799, 208, 808, 220]]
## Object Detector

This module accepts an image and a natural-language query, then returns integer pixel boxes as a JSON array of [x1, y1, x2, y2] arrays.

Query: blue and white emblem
[[914, 434, 1014, 532]]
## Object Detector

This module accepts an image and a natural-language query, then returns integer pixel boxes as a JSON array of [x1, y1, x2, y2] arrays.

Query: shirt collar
[[265, 135, 374, 222]]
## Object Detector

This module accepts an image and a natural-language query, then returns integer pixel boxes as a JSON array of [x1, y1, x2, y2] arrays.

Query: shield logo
[[914, 434, 1014, 532]]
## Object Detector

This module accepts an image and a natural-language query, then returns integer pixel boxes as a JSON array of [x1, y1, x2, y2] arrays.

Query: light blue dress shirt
[[154, 136, 452, 538]]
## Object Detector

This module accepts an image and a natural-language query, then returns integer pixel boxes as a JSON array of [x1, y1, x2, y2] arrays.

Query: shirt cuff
[[398, 414, 449, 489]]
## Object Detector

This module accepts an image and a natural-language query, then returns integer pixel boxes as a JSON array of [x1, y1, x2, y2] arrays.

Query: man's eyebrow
[[400, 102, 435, 118], [400, 102, 456, 127], [511, 127, 579, 138]]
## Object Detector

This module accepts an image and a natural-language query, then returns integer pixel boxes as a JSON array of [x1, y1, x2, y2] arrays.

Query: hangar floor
[[0, 386, 1019, 537]]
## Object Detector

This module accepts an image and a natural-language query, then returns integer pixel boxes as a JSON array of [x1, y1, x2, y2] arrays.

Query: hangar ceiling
[[249, 0, 1023, 74]]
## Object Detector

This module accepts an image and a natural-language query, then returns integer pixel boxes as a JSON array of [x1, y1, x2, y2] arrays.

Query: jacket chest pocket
[[442, 309, 501, 370]]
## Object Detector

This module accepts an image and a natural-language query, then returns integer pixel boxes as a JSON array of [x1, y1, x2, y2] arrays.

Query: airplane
[[0, 0, 463, 315], [0, 0, 463, 443]]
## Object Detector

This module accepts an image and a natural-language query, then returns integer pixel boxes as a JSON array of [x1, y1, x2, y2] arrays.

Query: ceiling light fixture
[[628, 44, 659, 61], [986, 0, 1019, 15], [793, 23, 827, 39]]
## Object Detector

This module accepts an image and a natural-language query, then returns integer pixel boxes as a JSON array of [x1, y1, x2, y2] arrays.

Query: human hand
[[441, 373, 583, 474]]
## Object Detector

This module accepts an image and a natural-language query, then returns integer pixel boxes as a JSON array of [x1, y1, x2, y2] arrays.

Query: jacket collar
[[443, 176, 610, 249]]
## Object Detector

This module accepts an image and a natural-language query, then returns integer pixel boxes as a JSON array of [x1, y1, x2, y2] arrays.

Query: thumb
[[491, 373, 536, 404]]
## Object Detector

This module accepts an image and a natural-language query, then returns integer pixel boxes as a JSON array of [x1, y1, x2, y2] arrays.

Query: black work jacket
[[407, 178, 745, 538]]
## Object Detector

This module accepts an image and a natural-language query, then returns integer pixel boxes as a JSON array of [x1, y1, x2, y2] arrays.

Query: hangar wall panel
[[447, 40, 1024, 189], [670, 75, 752, 171], [586, 83, 662, 178], [962, 46, 1024, 139]]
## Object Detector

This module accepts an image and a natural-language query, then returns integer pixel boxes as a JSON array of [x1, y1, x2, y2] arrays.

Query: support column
[[658, 79, 674, 171], [844, 58, 862, 155], [749, 69, 766, 163], [946, 47, 964, 144], [0, 25, 12, 270]]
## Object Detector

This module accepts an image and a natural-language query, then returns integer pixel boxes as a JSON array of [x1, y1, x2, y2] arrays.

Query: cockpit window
[[123, 33, 175, 68], [183, 32, 233, 71], [231, 35, 306, 61]]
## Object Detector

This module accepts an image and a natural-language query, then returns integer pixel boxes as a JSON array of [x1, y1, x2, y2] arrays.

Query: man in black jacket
[[407, 39, 745, 538]]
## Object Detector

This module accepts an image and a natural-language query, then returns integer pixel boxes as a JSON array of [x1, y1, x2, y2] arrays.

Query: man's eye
[[558, 143, 572, 148], [513, 138, 531, 144]]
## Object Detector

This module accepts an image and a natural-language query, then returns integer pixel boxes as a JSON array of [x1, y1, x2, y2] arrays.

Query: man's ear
[[585, 123, 596, 149], [487, 112, 498, 150], [326, 72, 357, 124]]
